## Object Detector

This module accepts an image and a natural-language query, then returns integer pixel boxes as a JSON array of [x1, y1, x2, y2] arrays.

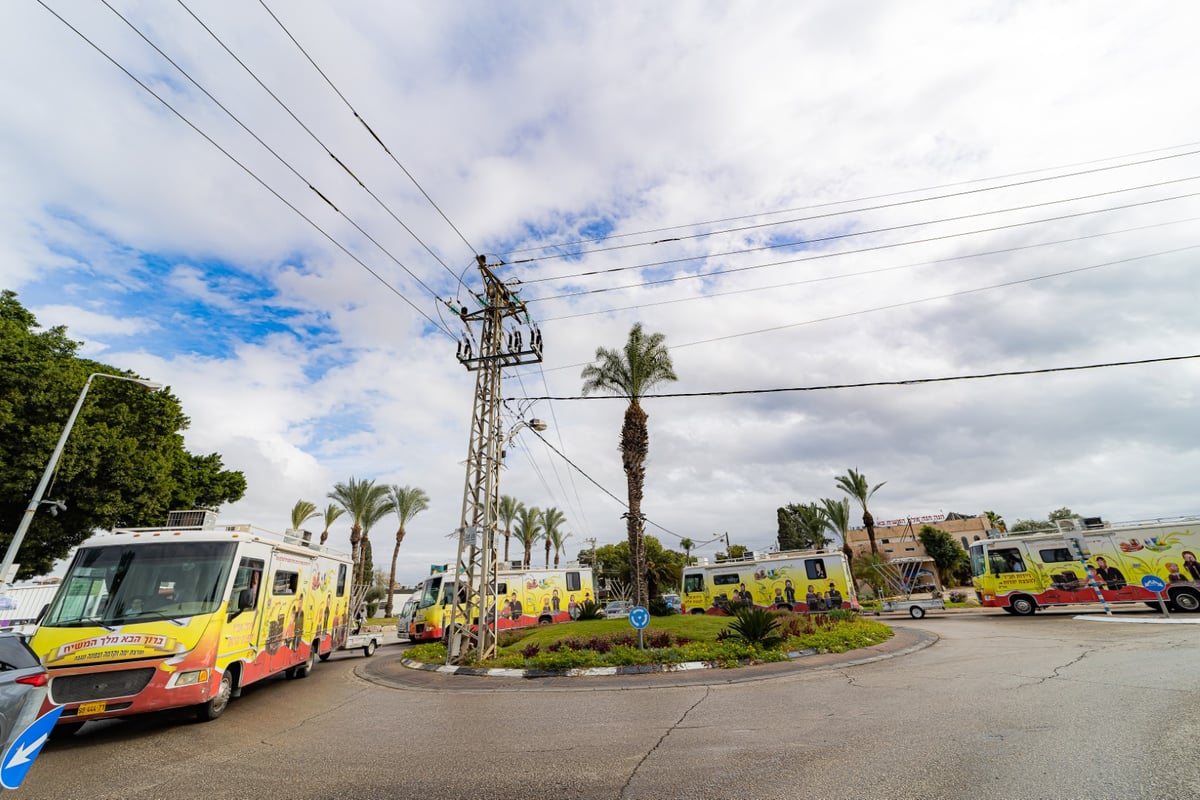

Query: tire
[[909, 605, 926, 619], [319, 650, 332, 662], [363, 639, 377, 657], [1009, 595, 1036, 616], [1169, 588, 1200, 613], [537, 616, 553, 626], [1001, 606, 1016, 614], [690, 608, 706, 615], [291, 643, 318, 679], [50, 721, 86, 739], [196, 669, 233, 721]]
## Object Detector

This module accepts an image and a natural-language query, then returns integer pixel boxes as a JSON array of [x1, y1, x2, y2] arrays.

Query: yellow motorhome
[[681, 548, 859, 614], [29, 511, 352, 735], [407, 563, 594, 642], [969, 517, 1200, 615]]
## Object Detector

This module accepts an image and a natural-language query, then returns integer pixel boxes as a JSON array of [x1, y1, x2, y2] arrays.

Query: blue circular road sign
[[628, 606, 650, 629], [1141, 575, 1167, 593]]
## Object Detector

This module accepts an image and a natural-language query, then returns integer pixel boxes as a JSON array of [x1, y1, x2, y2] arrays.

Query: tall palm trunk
[[863, 509, 878, 556], [386, 528, 405, 616], [622, 402, 649, 607]]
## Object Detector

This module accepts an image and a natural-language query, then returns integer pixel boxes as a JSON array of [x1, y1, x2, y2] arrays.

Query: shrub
[[728, 606, 784, 648], [648, 598, 675, 616], [576, 600, 604, 620], [521, 642, 541, 659], [647, 630, 673, 648]]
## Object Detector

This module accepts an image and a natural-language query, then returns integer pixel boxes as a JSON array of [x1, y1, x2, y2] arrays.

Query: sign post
[[628, 606, 649, 649], [1141, 575, 1170, 617], [1, 705, 63, 790]]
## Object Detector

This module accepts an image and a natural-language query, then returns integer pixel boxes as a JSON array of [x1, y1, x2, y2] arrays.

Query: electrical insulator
[[514, 330, 523, 352]]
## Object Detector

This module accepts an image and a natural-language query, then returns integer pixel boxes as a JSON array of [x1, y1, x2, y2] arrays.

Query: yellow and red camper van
[[29, 511, 352, 735], [406, 563, 595, 643], [681, 548, 859, 614], [970, 517, 1200, 615]]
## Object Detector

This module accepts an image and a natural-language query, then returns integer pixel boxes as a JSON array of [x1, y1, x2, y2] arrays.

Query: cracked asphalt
[[16, 606, 1200, 799]]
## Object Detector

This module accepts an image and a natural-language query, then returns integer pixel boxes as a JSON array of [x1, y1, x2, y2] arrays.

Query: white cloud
[[3, 1, 1200, 583]]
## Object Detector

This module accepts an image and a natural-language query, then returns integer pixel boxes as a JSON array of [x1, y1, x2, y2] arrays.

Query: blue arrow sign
[[628, 606, 650, 629], [1, 705, 64, 789], [1141, 575, 1167, 593]]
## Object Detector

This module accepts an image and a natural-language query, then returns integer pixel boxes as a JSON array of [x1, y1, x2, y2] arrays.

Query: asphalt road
[[12, 607, 1200, 799]]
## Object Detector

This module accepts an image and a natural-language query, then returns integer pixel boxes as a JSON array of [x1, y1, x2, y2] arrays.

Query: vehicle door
[[220, 553, 266, 668]]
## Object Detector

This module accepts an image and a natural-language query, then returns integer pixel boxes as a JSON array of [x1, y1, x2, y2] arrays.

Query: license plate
[[76, 701, 107, 716]]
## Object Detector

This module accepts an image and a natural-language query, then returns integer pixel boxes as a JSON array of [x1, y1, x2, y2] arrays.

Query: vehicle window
[[43, 541, 236, 626], [683, 574, 705, 594], [566, 572, 582, 592], [1039, 548, 1074, 563], [805, 559, 828, 580], [337, 564, 347, 596], [272, 570, 299, 595], [418, 577, 442, 609], [0, 637, 39, 670], [990, 548, 1026, 573], [970, 545, 987, 577], [496, 582, 507, 596], [713, 574, 739, 586]]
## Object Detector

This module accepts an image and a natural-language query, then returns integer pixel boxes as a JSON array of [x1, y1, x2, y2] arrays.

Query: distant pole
[[1, 372, 161, 587]]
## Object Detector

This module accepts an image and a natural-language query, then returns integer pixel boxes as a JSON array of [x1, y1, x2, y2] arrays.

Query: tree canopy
[[0, 290, 246, 577]]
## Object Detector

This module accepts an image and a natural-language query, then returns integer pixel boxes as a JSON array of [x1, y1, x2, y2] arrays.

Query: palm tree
[[835, 468, 886, 556], [359, 498, 393, 605], [544, 509, 571, 568], [328, 477, 389, 593], [984, 510, 1006, 532], [319, 503, 345, 546], [498, 495, 523, 564], [679, 537, 694, 567], [290, 500, 319, 532], [384, 485, 430, 615], [580, 323, 678, 607], [512, 505, 543, 568], [820, 497, 855, 569]]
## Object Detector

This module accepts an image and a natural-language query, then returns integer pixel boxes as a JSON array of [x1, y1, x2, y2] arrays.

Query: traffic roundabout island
[[358, 625, 937, 687]]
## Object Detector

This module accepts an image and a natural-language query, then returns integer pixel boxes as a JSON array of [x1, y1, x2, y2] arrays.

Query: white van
[[396, 596, 419, 641]]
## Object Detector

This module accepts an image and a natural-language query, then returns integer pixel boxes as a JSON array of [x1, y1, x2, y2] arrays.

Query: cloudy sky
[[4, 1, 1199, 583]]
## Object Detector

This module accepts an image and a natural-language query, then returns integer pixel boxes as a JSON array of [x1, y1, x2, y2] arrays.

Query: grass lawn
[[406, 611, 893, 671]]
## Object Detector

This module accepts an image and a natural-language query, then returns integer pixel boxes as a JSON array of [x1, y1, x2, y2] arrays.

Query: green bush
[[576, 600, 604, 620], [648, 598, 676, 616], [728, 606, 784, 648]]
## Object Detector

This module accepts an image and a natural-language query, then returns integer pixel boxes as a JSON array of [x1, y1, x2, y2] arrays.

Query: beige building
[[846, 512, 993, 559]]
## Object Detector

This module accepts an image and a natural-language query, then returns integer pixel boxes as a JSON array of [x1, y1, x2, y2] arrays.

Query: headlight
[[173, 669, 210, 687]]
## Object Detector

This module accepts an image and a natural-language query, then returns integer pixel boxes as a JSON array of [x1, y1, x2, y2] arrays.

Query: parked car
[[0, 632, 50, 751], [603, 600, 633, 620], [660, 594, 681, 612]]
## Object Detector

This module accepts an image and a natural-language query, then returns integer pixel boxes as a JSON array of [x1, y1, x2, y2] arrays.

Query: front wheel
[[197, 669, 233, 721], [1169, 588, 1200, 612], [1009, 595, 1036, 616], [363, 639, 377, 657], [909, 605, 926, 619]]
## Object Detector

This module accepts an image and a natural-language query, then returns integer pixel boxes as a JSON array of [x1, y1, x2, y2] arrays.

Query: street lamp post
[[1, 372, 162, 586]]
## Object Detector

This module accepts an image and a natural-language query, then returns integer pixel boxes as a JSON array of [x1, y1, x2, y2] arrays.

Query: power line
[[257, 0, 479, 260], [525, 243, 1200, 374], [503, 150, 1200, 265], [38, 0, 455, 339], [520, 175, 1200, 288], [173, 0, 467, 291], [513, 353, 1200, 402], [539, 215, 1200, 321], [497, 139, 1200, 257], [527, 428, 683, 541]]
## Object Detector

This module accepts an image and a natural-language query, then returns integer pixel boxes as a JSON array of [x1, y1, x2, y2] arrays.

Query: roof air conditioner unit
[[166, 510, 217, 529]]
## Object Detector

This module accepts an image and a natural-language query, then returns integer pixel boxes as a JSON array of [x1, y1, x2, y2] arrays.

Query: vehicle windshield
[[969, 544, 988, 577], [42, 541, 236, 627]]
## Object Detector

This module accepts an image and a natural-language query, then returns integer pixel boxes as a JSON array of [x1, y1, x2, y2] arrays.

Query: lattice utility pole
[[446, 255, 543, 664]]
